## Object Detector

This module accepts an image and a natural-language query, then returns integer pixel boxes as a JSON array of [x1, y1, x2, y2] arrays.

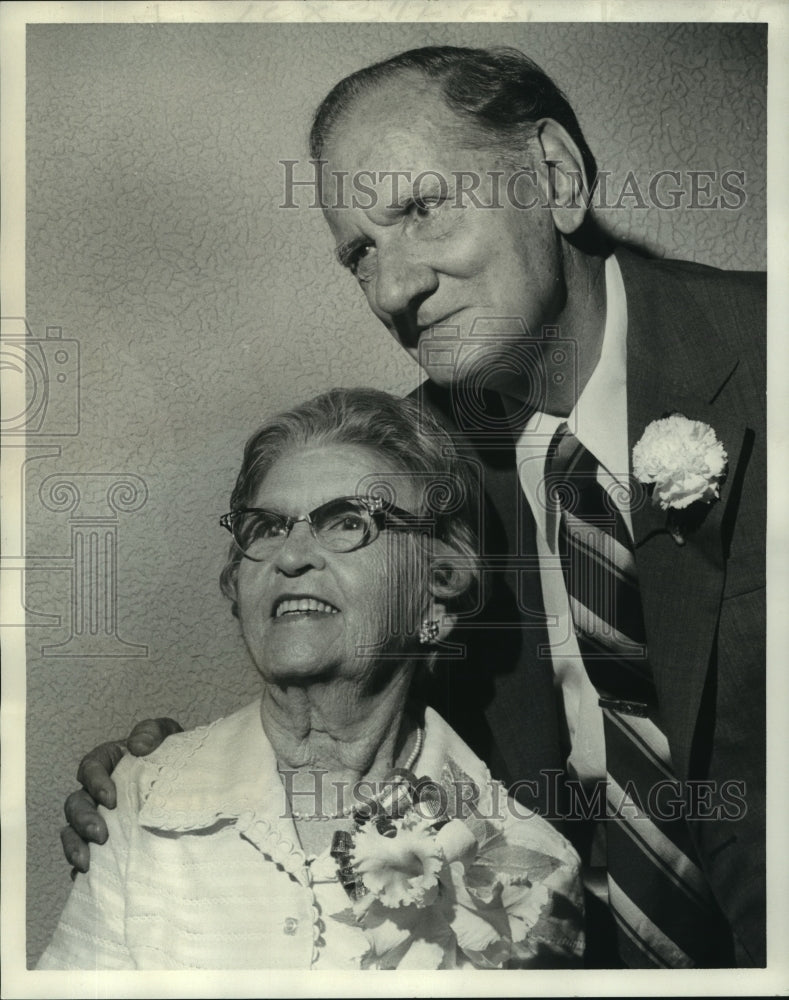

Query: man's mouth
[[417, 310, 463, 335], [405, 311, 464, 352], [272, 597, 340, 619]]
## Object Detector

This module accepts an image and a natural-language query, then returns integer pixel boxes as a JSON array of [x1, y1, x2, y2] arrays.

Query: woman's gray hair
[[220, 387, 480, 619]]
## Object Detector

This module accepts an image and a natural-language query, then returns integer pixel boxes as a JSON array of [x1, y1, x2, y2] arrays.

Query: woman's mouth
[[273, 597, 340, 619]]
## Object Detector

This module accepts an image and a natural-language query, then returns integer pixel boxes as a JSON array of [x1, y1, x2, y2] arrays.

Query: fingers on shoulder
[[127, 717, 183, 756]]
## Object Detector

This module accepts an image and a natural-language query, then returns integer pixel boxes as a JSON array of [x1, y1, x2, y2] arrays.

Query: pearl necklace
[[286, 725, 424, 822]]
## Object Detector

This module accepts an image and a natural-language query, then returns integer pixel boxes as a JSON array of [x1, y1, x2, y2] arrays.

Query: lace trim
[[137, 718, 230, 829], [134, 714, 329, 964]]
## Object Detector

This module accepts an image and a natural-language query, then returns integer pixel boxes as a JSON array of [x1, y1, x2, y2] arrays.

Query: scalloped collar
[[135, 700, 489, 832], [137, 699, 281, 830]]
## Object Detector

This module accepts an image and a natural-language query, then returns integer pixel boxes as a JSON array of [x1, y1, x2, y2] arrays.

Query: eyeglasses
[[220, 495, 419, 560]]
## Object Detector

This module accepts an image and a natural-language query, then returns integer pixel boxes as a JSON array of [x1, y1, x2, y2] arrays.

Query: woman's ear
[[427, 539, 476, 622], [534, 117, 590, 236]]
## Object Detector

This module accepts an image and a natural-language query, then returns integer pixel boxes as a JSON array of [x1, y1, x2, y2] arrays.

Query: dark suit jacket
[[619, 248, 765, 967], [415, 247, 766, 967]]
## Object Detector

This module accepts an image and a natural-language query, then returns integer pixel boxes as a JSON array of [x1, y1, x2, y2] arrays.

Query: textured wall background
[[24, 21, 765, 966]]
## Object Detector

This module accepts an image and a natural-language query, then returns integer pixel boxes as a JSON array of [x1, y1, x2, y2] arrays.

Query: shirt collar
[[573, 252, 628, 477], [137, 699, 279, 830], [136, 702, 484, 831], [517, 253, 629, 537]]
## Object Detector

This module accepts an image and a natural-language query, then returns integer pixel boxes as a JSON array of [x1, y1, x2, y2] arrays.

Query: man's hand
[[61, 718, 183, 875]]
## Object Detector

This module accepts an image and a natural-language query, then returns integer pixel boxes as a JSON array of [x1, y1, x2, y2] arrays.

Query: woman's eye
[[255, 517, 285, 540], [325, 514, 363, 532]]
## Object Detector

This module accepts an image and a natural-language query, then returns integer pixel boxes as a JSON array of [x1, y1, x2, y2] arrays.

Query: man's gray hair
[[309, 44, 598, 187]]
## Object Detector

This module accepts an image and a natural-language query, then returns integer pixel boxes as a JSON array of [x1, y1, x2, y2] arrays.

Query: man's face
[[322, 74, 569, 404]]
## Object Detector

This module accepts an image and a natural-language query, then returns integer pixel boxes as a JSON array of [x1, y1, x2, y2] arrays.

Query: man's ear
[[534, 118, 590, 236]]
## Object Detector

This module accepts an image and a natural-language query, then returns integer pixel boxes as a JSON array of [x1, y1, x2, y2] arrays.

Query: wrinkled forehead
[[251, 442, 422, 514], [317, 77, 536, 220]]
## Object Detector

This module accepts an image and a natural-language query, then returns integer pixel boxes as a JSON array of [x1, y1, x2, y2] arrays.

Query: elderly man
[[61, 46, 765, 968]]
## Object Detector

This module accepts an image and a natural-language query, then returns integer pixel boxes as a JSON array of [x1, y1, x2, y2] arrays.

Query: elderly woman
[[39, 388, 583, 970]]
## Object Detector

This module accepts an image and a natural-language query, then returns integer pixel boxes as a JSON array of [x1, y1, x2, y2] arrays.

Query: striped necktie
[[545, 422, 727, 967]]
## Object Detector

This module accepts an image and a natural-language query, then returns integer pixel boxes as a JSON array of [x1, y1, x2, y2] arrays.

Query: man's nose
[[373, 244, 438, 320], [273, 521, 327, 575]]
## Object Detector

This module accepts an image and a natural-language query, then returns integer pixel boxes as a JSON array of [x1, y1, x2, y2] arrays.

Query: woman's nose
[[373, 246, 438, 320], [272, 521, 327, 574]]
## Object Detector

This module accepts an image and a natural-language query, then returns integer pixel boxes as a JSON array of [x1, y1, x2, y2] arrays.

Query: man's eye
[[411, 195, 445, 218], [350, 244, 377, 281]]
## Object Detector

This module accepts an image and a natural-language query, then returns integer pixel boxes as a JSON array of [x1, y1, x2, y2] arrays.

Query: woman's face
[[236, 443, 427, 689]]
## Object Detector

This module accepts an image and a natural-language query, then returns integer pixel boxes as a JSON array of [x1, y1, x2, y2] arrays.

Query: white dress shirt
[[515, 254, 631, 787]]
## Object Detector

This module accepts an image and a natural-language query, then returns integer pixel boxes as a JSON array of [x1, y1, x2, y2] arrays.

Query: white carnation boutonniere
[[632, 414, 728, 545]]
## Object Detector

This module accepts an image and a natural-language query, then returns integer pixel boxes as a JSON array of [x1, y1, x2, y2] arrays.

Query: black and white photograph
[[1, 1, 786, 995]]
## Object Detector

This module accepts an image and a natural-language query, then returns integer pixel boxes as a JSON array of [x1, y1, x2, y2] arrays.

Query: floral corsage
[[329, 764, 563, 969], [632, 414, 727, 544]]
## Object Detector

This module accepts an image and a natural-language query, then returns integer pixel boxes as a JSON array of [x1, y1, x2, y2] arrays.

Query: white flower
[[632, 414, 727, 511], [434, 818, 479, 866], [351, 814, 442, 908], [331, 810, 569, 969]]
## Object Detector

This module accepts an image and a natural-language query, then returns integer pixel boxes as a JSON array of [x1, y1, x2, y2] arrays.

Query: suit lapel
[[618, 250, 750, 778]]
